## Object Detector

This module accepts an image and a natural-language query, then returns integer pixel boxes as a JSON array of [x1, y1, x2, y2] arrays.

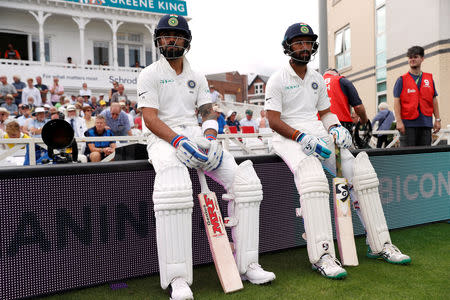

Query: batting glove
[[296, 133, 331, 161], [171, 135, 208, 169], [329, 125, 352, 149], [195, 135, 223, 172]]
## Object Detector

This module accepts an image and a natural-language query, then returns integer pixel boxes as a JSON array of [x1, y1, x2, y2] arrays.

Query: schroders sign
[[65, 0, 188, 16]]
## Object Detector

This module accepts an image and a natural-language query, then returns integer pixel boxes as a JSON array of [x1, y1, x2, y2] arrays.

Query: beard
[[291, 50, 311, 65]]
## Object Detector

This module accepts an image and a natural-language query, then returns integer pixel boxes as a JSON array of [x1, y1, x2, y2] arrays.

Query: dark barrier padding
[[0, 146, 449, 299]]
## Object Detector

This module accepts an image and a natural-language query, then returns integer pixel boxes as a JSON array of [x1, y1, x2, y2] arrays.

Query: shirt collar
[[285, 62, 310, 80], [160, 56, 191, 75]]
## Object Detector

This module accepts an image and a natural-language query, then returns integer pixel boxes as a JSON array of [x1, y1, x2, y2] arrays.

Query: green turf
[[39, 222, 449, 300]]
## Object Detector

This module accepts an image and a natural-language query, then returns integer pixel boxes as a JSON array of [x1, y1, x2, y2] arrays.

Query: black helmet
[[154, 14, 191, 59], [282, 23, 319, 64]]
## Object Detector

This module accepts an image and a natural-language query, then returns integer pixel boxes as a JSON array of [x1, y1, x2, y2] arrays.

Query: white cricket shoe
[[312, 254, 347, 279], [367, 243, 411, 264], [169, 278, 193, 300], [241, 262, 276, 284]]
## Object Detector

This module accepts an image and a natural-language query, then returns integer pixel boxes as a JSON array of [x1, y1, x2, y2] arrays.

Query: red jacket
[[323, 73, 352, 122], [399, 72, 434, 120]]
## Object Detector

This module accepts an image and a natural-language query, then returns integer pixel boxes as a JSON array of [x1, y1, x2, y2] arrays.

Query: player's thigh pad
[[352, 151, 391, 253], [153, 165, 194, 289], [228, 160, 263, 274], [296, 156, 335, 263]]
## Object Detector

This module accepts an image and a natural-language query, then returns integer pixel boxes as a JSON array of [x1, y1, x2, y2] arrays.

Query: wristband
[[296, 133, 306, 143], [170, 135, 186, 148], [435, 118, 441, 122], [291, 130, 299, 141], [205, 134, 216, 141]]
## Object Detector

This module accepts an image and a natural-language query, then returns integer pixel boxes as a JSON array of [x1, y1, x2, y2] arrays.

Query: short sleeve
[[264, 76, 282, 112], [393, 77, 403, 98], [316, 77, 331, 111], [137, 68, 159, 109], [196, 75, 212, 107]]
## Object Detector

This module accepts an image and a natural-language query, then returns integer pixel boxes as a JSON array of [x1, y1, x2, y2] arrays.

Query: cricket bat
[[333, 144, 359, 266], [196, 170, 243, 293]]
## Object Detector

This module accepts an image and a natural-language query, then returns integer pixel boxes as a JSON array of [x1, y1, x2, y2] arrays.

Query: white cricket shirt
[[137, 57, 211, 133], [264, 63, 330, 135]]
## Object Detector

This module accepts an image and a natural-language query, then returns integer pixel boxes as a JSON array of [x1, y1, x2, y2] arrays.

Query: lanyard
[[414, 72, 422, 86]]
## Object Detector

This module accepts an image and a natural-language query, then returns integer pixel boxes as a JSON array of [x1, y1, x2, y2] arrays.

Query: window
[[32, 36, 50, 62], [145, 48, 152, 66], [115, 32, 144, 67], [94, 41, 109, 65], [335, 26, 351, 70], [254, 82, 264, 95], [128, 45, 140, 67], [118, 44, 125, 67], [375, 3, 387, 107]]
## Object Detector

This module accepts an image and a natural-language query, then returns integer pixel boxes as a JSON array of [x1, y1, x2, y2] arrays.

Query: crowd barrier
[[0, 146, 449, 299]]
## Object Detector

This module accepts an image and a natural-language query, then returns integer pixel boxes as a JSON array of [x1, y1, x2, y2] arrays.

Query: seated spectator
[[89, 96, 98, 114], [67, 57, 73, 64], [1, 94, 18, 116], [55, 95, 65, 109], [108, 81, 118, 100], [226, 110, 240, 131], [27, 96, 36, 113], [372, 102, 395, 148], [83, 104, 95, 129], [120, 101, 134, 129], [95, 99, 107, 116], [22, 78, 42, 106], [213, 105, 226, 134], [1, 120, 31, 165], [86, 59, 92, 65], [12, 75, 25, 106], [100, 102, 131, 136], [28, 107, 49, 162], [133, 61, 141, 68], [240, 109, 259, 132], [0, 107, 11, 133], [16, 104, 33, 133], [84, 115, 115, 162], [256, 110, 270, 129], [0, 75, 18, 105], [102, 61, 109, 66], [110, 84, 128, 102], [43, 103, 51, 118], [79, 82, 92, 98], [4, 43, 20, 60], [134, 108, 142, 130]]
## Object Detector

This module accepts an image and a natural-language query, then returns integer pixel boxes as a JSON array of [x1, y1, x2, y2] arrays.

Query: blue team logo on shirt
[[187, 80, 196, 88], [311, 82, 318, 90]]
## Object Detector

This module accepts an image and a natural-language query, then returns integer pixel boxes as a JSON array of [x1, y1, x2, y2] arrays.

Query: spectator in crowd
[[67, 57, 73, 64], [54, 95, 65, 109], [17, 104, 33, 133], [84, 115, 115, 162], [22, 78, 42, 106], [43, 104, 52, 118], [226, 110, 240, 131], [35, 76, 49, 105], [49, 77, 64, 105], [74, 102, 84, 117], [133, 61, 141, 68], [83, 105, 95, 129], [323, 68, 369, 133], [95, 100, 106, 115], [108, 81, 118, 100], [70, 94, 77, 103], [12, 75, 26, 106], [119, 101, 135, 129], [394, 46, 441, 147], [63, 97, 71, 107], [0, 107, 11, 133], [28, 107, 50, 162], [89, 96, 98, 114], [1, 120, 31, 165], [65, 104, 87, 137], [209, 85, 223, 103], [372, 102, 395, 148], [213, 104, 226, 134], [26, 96, 36, 113], [100, 102, 131, 136], [240, 109, 259, 132], [102, 61, 109, 66], [86, 59, 92, 65], [98, 93, 106, 103], [1, 94, 18, 116], [75, 96, 84, 107], [79, 82, 92, 98], [111, 84, 128, 102], [256, 109, 270, 129], [4, 43, 20, 59], [0, 75, 18, 105], [48, 106, 58, 118], [134, 107, 142, 130]]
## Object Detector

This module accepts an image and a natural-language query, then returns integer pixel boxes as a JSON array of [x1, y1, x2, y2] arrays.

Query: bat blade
[[333, 177, 359, 266], [198, 190, 243, 293]]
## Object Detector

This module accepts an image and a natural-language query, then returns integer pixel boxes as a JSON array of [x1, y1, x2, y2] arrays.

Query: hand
[[433, 120, 441, 134], [195, 136, 223, 172], [171, 135, 208, 169], [296, 133, 331, 160], [396, 120, 405, 135], [329, 125, 352, 149]]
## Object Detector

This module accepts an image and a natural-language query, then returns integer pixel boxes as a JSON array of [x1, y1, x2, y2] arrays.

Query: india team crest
[[187, 80, 196, 88], [168, 17, 179, 27], [300, 25, 310, 33], [311, 82, 318, 90]]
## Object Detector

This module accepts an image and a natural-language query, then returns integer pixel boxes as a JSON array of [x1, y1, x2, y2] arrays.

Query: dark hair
[[407, 46, 424, 58]]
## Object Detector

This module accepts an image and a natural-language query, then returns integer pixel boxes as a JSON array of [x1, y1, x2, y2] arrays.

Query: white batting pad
[[295, 157, 335, 263], [228, 160, 263, 274], [352, 151, 391, 253], [153, 166, 194, 289]]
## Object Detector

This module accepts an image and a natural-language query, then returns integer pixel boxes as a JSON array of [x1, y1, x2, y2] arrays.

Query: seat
[[241, 126, 255, 134], [228, 126, 238, 133]]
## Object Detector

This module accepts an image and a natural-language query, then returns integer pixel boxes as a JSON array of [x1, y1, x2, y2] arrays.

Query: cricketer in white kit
[[265, 22, 411, 279], [137, 14, 275, 300]]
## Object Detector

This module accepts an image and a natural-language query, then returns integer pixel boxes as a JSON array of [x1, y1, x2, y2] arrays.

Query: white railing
[[371, 127, 450, 148]]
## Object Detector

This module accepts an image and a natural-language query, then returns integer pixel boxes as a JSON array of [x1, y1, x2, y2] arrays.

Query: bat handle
[[196, 169, 210, 193], [335, 143, 343, 178]]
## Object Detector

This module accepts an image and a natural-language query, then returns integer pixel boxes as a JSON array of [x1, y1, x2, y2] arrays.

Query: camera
[[41, 119, 78, 164]]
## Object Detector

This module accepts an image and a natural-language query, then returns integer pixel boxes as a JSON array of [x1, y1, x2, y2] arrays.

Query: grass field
[[39, 222, 449, 300]]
